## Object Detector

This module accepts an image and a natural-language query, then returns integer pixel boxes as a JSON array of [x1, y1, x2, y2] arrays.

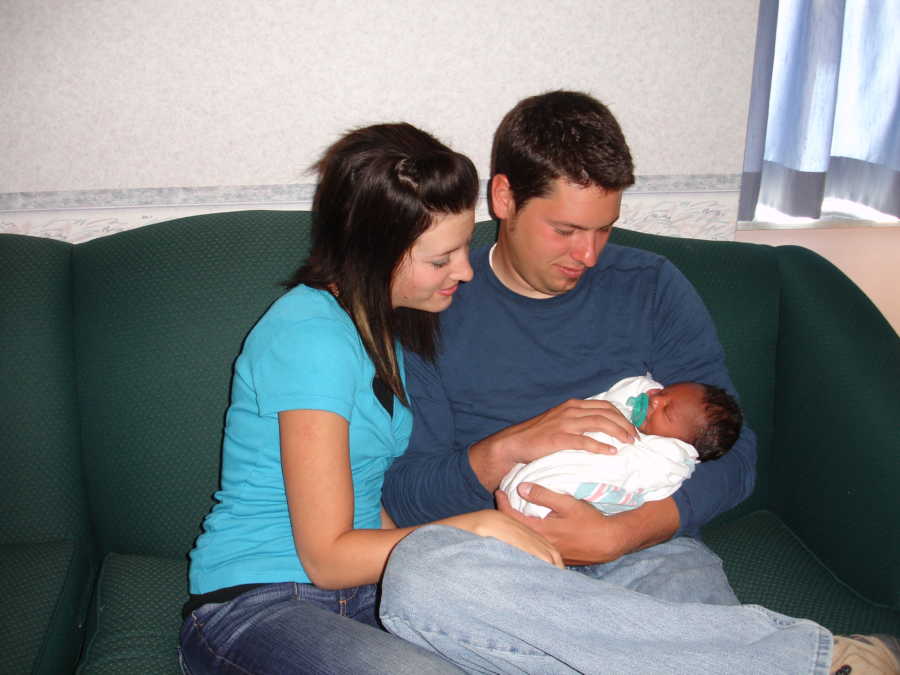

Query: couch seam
[[31, 538, 79, 675], [76, 553, 110, 671]]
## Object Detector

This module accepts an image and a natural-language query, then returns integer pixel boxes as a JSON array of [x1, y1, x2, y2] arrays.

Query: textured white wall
[[1, 0, 757, 193]]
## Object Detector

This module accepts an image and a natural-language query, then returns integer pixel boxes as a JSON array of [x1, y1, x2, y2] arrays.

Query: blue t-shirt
[[189, 286, 411, 593], [383, 244, 756, 538]]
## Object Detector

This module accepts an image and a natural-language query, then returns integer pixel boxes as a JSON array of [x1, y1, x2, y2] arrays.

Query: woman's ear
[[490, 174, 516, 221]]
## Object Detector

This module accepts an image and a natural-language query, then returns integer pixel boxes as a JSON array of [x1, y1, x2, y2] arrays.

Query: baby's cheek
[[640, 407, 665, 435]]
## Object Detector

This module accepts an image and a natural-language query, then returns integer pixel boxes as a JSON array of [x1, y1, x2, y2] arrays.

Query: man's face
[[491, 176, 622, 299], [641, 383, 707, 444]]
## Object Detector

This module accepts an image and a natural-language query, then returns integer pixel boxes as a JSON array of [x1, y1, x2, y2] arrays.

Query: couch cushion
[[78, 553, 187, 674], [703, 510, 900, 636], [0, 539, 91, 675]]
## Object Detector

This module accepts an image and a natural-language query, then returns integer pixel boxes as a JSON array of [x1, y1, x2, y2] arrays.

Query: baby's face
[[641, 383, 706, 443]]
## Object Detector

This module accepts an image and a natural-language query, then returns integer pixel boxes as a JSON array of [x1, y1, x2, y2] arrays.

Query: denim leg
[[180, 582, 463, 674], [380, 525, 833, 675], [573, 536, 740, 605]]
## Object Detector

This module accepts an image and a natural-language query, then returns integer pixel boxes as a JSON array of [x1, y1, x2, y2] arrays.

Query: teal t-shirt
[[188, 286, 412, 593]]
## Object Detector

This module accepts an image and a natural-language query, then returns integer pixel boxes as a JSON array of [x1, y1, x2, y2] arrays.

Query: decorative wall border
[[0, 174, 741, 243]]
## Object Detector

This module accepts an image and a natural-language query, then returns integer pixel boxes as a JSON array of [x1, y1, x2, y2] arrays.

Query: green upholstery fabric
[[73, 211, 311, 561], [0, 540, 91, 675], [704, 510, 900, 636], [0, 235, 89, 543], [77, 554, 186, 675], [1, 212, 897, 672], [0, 235, 93, 674], [770, 246, 900, 608]]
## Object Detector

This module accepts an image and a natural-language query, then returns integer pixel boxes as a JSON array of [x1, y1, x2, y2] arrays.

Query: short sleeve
[[249, 317, 363, 419]]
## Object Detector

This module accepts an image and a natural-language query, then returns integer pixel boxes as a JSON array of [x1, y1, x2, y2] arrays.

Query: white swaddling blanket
[[500, 375, 698, 518]]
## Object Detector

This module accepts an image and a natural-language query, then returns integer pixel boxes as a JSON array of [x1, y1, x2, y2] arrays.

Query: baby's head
[[641, 382, 743, 461]]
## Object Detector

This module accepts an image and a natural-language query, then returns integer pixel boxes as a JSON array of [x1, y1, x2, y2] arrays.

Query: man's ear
[[490, 174, 516, 220]]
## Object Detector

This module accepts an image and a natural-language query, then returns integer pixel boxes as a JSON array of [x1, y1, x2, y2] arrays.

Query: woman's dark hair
[[285, 123, 478, 406], [491, 90, 635, 210], [693, 384, 744, 462]]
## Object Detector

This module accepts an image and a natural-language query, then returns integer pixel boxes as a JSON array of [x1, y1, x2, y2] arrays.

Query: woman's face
[[391, 209, 475, 312]]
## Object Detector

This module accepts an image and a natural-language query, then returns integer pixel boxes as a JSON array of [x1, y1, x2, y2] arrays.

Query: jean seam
[[382, 612, 546, 657], [187, 610, 258, 675], [177, 646, 193, 675], [342, 585, 360, 617], [190, 610, 207, 630]]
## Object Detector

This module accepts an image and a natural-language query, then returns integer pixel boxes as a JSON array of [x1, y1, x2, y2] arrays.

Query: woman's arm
[[280, 409, 562, 590]]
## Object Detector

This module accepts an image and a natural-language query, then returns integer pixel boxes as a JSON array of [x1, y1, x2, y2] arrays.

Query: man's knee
[[384, 525, 472, 595], [614, 537, 739, 605]]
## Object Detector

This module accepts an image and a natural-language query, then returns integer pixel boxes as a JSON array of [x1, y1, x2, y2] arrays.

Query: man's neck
[[488, 242, 527, 296], [489, 241, 555, 300]]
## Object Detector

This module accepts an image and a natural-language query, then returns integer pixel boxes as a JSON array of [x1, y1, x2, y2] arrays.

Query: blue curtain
[[739, 0, 900, 222]]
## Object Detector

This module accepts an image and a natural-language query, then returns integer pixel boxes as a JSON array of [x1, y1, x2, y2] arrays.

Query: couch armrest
[[772, 245, 899, 608]]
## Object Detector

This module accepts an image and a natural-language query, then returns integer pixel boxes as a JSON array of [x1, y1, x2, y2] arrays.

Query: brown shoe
[[831, 634, 900, 674]]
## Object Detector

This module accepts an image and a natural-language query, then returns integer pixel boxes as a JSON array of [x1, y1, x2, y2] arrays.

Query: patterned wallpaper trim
[[0, 174, 741, 243]]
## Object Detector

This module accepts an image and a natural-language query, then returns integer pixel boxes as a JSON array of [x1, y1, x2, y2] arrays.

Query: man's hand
[[496, 484, 679, 565], [470, 398, 637, 493]]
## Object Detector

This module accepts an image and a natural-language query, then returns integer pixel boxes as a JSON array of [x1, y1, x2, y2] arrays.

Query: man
[[383, 89, 755, 577], [380, 91, 898, 673]]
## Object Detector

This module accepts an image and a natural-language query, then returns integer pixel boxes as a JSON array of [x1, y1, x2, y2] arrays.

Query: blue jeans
[[380, 525, 834, 674], [570, 535, 741, 605], [179, 581, 463, 674]]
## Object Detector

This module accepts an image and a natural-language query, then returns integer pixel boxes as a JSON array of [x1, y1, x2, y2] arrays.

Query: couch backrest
[[73, 211, 312, 559], [1, 235, 91, 546], [71, 212, 783, 559], [771, 245, 899, 606]]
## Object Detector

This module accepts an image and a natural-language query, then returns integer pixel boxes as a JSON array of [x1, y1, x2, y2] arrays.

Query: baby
[[500, 374, 743, 518]]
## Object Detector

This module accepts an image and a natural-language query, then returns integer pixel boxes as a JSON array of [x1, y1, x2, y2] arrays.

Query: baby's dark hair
[[693, 384, 743, 462]]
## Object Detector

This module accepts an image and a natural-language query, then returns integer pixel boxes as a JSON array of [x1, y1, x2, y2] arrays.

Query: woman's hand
[[445, 509, 564, 569]]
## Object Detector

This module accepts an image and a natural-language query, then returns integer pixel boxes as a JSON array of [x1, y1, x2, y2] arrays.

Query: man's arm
[[498, 258, 756, 560], [383, 350, 494, 527], [384, 352, 637, 527], [468, 398, 636, 493], [671, 426, 756, 536], [497, 485, 679, 564], [648, 260, 757, 537]]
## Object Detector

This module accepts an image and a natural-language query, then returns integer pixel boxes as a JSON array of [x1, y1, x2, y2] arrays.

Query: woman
[[179, 123, 561, 674]]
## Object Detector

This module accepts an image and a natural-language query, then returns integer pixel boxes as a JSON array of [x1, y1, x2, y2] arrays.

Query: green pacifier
[[627, 393, 649, 428]]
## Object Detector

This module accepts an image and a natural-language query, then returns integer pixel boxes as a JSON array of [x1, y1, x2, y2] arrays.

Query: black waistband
[[182, 583, 265, 620]]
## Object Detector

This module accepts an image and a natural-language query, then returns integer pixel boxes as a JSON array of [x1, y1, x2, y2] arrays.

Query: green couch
[[2, 210, 898, 674]]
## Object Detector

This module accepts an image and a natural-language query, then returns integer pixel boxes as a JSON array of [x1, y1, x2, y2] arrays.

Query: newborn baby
[[500, 374, 742, 517]]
